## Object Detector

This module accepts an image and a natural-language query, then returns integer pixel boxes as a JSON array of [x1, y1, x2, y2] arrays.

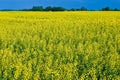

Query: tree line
[[1, 6, 120, 11]]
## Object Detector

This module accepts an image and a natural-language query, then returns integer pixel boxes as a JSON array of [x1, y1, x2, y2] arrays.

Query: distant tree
[[69, 8, 77, 11], [44, 6, 66, 11], [76, 9, 80, 11], [32, 6, 43, 11], [113, 8, 119, 11], [52, 7, 66, 11], [101, 6, 110, 11], [44, 6, 53, 11], [1, 9, 13, 11], [80, 7, 87, 11]]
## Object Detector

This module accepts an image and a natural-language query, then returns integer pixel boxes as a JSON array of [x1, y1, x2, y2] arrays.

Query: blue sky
[[0, 0, 120, 9]]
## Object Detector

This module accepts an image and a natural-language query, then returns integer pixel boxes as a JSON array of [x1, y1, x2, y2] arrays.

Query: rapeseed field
[[0, 12, 120, 80]]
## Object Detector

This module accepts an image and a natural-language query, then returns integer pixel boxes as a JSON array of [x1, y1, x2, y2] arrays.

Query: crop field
[[0, 12, 120, 80]]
